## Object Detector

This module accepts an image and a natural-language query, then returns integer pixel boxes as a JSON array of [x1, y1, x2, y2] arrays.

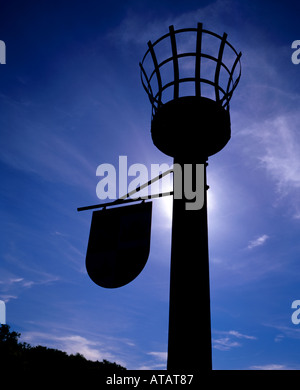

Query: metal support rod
[[167, 159, 212, 371], [77, 169, 173, 212], [77, 191, 173, 212]]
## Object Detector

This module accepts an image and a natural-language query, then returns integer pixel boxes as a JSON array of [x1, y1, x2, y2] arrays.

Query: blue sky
[[1, 0, 300, 370]]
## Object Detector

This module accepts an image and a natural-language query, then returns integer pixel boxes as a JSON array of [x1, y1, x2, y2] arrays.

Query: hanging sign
[[85, 201, 152, 288]]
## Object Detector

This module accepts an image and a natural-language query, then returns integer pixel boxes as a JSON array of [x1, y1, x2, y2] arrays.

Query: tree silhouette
[[0, 324, 126, 379]]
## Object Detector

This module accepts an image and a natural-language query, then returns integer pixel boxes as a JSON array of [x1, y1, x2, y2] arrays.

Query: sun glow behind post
[[151, 165, 221, 226], [205, 170, 240, 248], [145, 164, 173, 226], [160, 194, 173, 222], [207, 186, 217, 215], [153, 165, 217, 226]]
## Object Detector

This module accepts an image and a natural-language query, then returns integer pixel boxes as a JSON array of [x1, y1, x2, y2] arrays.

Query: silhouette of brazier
[[151, 96, 230, 159], [140, 23, 241, 160], [139, 23, 242, 370]]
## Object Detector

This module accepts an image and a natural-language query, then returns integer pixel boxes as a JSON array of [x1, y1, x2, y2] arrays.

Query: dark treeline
[[0, 324, 126, 378]]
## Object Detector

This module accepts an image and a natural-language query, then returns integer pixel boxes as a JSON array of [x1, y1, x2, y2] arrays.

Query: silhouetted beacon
[[140, 23, 241, 371]]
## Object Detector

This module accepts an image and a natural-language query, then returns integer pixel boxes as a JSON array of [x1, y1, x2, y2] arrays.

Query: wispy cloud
[[247, 234, 269, 249], [0, 269, 59, 303], [147, 351, 167, 361], [240, 113, 300, 218], [245, 325, 300, 370], [0, 93, 96, 191], [0, 295, 17, 303], [21, 330, 128, 367], [274, 334, 284, 343], [213, 337, 241, 351], [227, 330, 257, 340], [109, 0, 242, 49], [264, 324, 300, 341], [249, 364, 289, 370], [138, 351, 167, 370], [22, 331, 111, 361], [1, 277, 36, 297], [55, 335, 112, 362], [257, 116, 300, 195], [213, 330, 257, 351]]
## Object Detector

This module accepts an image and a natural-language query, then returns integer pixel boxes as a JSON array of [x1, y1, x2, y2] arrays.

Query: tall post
[[140, 23, 242, 371], [167, 160, 212, 371]]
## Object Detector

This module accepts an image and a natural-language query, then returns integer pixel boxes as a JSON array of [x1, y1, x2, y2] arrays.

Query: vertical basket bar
[[148, 40, 163, 106], [139, 62, 156, 113], [214, 33, 227, 102], [169, 26, 179, 99], [223, 51, 242, 108], [195, 22, 203, 97]]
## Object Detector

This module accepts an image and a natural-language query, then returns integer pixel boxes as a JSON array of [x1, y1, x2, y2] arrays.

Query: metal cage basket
[[140, 23, 242, 117]]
